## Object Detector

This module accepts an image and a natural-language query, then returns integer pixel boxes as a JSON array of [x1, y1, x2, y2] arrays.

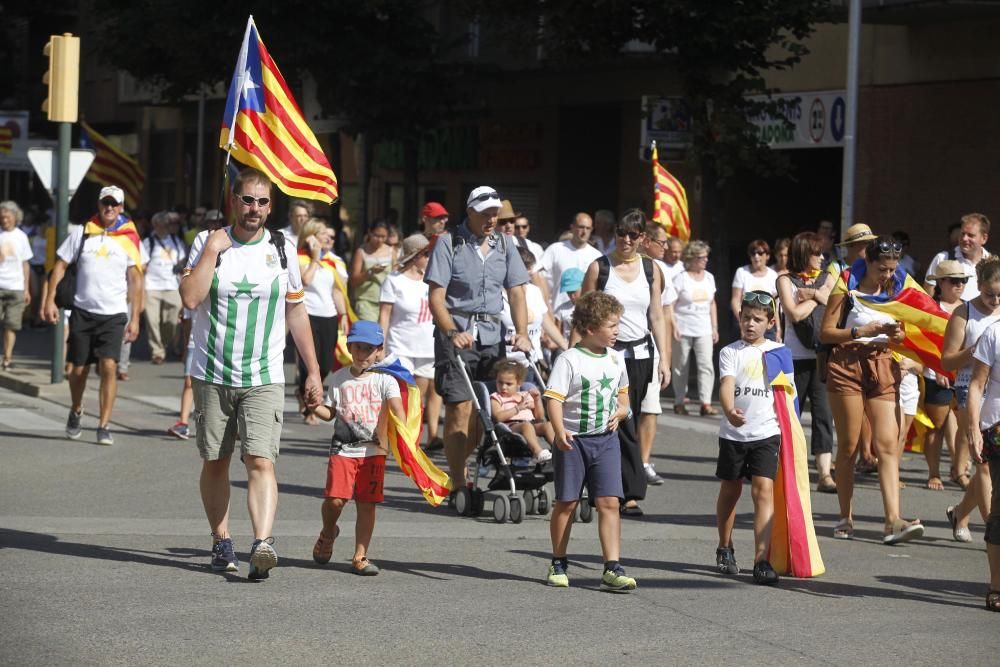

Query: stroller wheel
[[578, 501, 594, 524], [509, 496, 524, 524], [522, 490, 537, 515], [536, 488, 550, 516], [492, 495, 510, 523], [472, 489, 485, 516], [454, 487, 472, 517]]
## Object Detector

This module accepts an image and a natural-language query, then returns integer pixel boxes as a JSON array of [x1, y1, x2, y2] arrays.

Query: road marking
[[0, 407, 67, 432], [132, 395, 181, 413]]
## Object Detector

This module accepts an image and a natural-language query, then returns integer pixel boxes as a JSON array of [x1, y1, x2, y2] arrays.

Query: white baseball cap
[[466, 186, 501, 213], [99, 185, 125, 205]]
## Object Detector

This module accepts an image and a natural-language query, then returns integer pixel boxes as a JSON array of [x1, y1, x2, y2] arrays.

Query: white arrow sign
[[27, 148, 96, 198]]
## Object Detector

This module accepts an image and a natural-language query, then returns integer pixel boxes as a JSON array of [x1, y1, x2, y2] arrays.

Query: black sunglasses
[[238, 194, 270, 207], [750, 249, 768, 256], [514, 224, 529, 230], [468, 190, 500, 205], [874, 239, 903, 256], [100, 198, 120, 207], [615, 228, 642, 241], [943, 276, 970, 285]]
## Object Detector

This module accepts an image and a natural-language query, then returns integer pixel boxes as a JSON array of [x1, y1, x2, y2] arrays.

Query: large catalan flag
[[79, 121, 145, 210], [220, 16, 339, 204], [83, 213, 144, 272], [834, 259, 952, 378], [765, 346, 825, 578], [371, 359, 453, 506], [651, 142, 690, 241]]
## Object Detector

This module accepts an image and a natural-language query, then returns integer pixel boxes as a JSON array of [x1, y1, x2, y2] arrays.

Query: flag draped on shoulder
[[833, 259, 952, 378], [370, 359, 453, 506], [765, 346, 825, 578], [79, 121, 146, 210], [220, 16, 339, 204], [651, 142, 690, 241], [83, 213, 144, 272]]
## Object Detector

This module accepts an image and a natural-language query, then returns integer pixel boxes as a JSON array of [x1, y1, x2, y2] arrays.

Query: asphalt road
[[1, 357, 998, 665]]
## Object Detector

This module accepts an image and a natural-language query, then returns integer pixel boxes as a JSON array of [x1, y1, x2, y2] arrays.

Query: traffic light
[[42, 33, 80, 123]]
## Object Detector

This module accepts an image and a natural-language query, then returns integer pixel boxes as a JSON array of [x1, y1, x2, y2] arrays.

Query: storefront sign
[[748, 90, 846, 150]]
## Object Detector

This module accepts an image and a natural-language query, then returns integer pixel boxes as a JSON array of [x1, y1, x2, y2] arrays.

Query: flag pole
[[216, 150, 233, 225]]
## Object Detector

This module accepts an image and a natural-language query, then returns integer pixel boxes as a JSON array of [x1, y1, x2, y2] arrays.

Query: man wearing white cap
[[43, 185, 146, 446], [425, 185, 532, 491]]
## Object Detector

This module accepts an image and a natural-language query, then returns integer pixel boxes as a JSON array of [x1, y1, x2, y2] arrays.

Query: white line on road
[[0, 408, 67, 432]]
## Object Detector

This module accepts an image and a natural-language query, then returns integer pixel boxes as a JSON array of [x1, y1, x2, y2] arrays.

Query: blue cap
[[559, 268, 585, 293], [346, 320, 384, 346]]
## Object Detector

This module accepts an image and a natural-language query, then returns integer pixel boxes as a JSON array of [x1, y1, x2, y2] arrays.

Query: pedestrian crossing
[[0, 408, 67, 432]]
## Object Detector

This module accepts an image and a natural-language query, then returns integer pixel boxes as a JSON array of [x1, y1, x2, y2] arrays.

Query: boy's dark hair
[[493, 360, 527, 382], [740, 290, 776, 319], [572, 291, 624, 335], [516, 245, 535, 270]]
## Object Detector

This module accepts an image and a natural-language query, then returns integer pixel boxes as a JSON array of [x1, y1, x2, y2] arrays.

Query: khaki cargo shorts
[[192, 379, 285, 462]]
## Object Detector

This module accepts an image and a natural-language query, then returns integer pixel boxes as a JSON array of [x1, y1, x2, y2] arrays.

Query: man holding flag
[[43, 186, 146, 446]]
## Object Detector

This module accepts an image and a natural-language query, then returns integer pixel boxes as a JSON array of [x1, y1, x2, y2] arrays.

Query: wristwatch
[[446, 329, 459, 340], [850, 326, 859, 340]]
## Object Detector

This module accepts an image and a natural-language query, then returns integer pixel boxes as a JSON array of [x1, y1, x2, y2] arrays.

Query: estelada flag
[[651, 142, 690, 241], [370, 359, 453, 506], [764, 346, 825, 578], [220, 15, 339, 204], [83, 214, 144, 272], [80, 121, 146, 210], [834, 259, 952, 378]]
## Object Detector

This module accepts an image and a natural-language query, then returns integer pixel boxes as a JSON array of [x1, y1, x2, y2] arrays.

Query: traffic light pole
[[52, 121, 71, 384]]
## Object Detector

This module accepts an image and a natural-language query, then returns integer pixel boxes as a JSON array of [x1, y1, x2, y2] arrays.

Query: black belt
[[453, 311, 500, 323]]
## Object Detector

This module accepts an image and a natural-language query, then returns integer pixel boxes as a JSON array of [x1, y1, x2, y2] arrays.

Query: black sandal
[[752, 560, 779, 585], [987, 590, 1000, 612]]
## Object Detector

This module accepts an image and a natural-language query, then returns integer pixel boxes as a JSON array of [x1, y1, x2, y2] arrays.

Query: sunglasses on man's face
[[615, 228, 642, 241], [100, 199, 120, 208], [238, 194, 270, 207], [514, 224, 529, 231]]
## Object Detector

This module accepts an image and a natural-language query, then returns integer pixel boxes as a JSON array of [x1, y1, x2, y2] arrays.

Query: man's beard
[[237, 215, 264, 234]]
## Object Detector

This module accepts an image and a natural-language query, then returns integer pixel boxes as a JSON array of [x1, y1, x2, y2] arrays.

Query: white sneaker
[[644, 463, 664, 485], [532, 449, 553, 464]]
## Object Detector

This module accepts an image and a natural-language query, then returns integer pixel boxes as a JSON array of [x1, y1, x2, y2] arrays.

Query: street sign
[[27, 147, 95, 197]]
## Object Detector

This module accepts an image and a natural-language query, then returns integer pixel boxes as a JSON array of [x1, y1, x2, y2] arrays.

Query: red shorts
[[324, 455, 386, 502]]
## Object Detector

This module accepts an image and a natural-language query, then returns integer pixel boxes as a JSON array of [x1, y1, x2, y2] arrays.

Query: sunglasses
[[742, 291, 775, 309], [100, 199, 120, 207], [750, 249, 768, 256], [615, 228, 642, 241], [238, 194, 271, 207], [943, 276, 970, 285], [499, 218, 516, 225], [468, 191, 500, 205], [514, 224, 529, 231], [874, 239, 903, 256], [648, 237, 667, 247]]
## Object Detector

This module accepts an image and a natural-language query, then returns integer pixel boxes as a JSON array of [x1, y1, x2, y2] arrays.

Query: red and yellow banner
[[651, 143, 690, 241], [84, 215, 143, 272]]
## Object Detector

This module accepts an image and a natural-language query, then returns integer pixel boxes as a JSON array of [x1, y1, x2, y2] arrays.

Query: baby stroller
[[448, 349, 554, 523]]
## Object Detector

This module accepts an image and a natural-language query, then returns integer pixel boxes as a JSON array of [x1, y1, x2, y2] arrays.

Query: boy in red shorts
[[310, 320, 404, 575]]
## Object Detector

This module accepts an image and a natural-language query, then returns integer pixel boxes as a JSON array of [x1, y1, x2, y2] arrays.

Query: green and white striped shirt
[[544, 346, 629, 436], [186, 228, 304, 387]]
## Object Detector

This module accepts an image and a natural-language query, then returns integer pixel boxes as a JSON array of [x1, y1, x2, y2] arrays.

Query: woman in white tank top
[[941, 256, 1000, 540], [580, 209, 669, 514]]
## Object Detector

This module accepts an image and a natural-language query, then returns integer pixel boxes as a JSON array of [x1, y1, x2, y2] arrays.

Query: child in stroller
[[490, 360, 554, 465]]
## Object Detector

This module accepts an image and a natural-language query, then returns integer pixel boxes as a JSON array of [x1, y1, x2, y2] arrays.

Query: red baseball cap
[[421, 202, 449, 219]]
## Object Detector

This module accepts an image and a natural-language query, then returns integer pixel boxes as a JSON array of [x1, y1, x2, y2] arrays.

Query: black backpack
[[595, 254, 657, 297], [215, 229, 287, 269], [781, 271, 828, 350]]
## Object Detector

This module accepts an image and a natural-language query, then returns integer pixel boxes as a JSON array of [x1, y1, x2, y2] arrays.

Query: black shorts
[[716, 435, 780, 481], [298, 314, 338, 390], [923, 378, 955, 406], [433, 326, 505, 404], [67, 308, 127, 366]]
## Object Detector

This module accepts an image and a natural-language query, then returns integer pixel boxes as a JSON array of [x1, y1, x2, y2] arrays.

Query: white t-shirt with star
[[185, 228, 304, 387], [718, 339, 782, 442], [57, 225, 146, 315], [142, 234, 187, 291], [544, 346, 629, 436], [0, 228, 33, 291]]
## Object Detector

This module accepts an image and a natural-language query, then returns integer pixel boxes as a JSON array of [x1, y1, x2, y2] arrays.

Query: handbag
[[54, 231, 89, 310], [981, 420, 1000, 461]]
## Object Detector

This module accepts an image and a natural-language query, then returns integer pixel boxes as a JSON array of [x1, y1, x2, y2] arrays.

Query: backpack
[[781, 271, 829, 350], [215, 229, 287, 269], [595, 254, 657, 297]]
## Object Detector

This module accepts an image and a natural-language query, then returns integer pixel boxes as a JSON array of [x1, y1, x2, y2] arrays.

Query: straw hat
[[929, 259, 967, 280], [837, 223, 877, 246], [497, 199, 520, 222]]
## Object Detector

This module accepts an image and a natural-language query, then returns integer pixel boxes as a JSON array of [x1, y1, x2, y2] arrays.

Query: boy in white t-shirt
[[309, 321, 405, 576], [715, 290, 782, 586]]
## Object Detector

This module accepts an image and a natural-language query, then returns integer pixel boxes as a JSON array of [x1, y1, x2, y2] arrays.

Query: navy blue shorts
[[553, 430, 624, 502], [923, 378, 955, 406]]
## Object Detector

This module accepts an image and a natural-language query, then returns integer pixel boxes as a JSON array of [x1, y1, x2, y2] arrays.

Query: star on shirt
[[95, 244, 110, 259], [232, 274, 258, 298], [597, 373, 613, 391]]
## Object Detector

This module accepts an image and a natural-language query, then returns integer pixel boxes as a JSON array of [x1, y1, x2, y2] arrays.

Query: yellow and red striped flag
[[80, 121, 145, 210], [82, 214, 144, 272], [220, 16, 338, 204], [651, 142, 690, 241], [0, 127, 12, 154]]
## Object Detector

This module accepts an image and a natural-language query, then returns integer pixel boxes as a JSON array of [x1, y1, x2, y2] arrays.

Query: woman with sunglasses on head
[[731, 240, 781, 341], [671, 240, 719, 416], [820, 235, 925, 544], [776, 232, 836, 493], [919, 260, 965, 491], [580, 209, 670, 515], [941, 256, 1000, 542], [378, 234, 444, 450], [349, 220, 397, 322]]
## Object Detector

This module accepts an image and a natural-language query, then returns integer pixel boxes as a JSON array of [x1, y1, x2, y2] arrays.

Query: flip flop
[[946, 506, 972, 543], [833, 518, 854, 540], [883, 518, 924, 545]]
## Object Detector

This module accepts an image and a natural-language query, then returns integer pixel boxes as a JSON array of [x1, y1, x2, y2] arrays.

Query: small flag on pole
[[80, 121, 146, 210], [651, 141, 690, 241], [221, 15, 339, 204]]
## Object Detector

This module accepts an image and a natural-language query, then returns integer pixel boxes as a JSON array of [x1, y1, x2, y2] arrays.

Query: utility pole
[[840, 0, 862, 238]]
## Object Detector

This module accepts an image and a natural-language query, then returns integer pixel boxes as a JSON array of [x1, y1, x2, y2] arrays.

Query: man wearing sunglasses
[[180, 167, 323, 580], [425, 185, 532, 492], [924, 213, 992, 301], [513, 214, 545, 268]]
